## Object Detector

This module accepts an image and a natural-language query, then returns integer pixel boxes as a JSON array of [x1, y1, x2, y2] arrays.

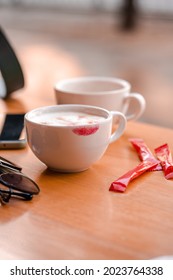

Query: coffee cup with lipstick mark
[[25, 104, 126, 172]]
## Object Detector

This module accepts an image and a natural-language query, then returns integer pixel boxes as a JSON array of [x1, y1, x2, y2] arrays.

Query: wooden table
[[0, 88, 173, 260]]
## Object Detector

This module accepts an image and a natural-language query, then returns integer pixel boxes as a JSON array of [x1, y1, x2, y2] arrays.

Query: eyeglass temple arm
[[0, 189, 33, 201], [0, 156, 22, 171]]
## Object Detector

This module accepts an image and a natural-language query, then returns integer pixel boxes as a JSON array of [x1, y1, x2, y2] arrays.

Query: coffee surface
[[33, 111, 105, 126]]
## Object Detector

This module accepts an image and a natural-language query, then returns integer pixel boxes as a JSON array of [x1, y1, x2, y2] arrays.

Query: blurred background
[[0, 0, 173, 128]]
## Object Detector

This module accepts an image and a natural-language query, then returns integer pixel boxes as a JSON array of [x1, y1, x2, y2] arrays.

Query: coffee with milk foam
[[33, 111, 106, 126]]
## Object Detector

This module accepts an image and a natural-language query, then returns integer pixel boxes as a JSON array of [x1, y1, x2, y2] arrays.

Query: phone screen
[[0, 113, 26, 149]]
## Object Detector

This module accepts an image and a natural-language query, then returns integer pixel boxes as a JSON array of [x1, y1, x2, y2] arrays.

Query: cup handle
[[109, 111, 126, 144], [123, 93, 146, 121]]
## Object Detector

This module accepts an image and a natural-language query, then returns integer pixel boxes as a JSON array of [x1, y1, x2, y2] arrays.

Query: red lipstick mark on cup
[[72, 125, 99, 136]]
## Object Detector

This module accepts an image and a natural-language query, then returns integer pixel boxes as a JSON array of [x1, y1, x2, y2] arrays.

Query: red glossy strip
[[109, 160, 158, 193], [129, 138, 162, 171], [155, 143, 173, 180]]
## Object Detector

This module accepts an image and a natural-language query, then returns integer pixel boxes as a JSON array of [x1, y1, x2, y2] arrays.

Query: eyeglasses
[[0, 156, 40, 204]]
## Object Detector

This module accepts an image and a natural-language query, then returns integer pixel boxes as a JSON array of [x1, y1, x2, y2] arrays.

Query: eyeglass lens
[[0, 173, 40, 194]]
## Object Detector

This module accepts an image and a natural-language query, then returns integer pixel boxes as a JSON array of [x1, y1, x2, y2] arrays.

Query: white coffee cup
[[25, 104, 126, 172], [54, 76, 146, 121]]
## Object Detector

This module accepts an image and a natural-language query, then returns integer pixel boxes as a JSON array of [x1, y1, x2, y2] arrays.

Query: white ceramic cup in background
[[54, 76, 146, 121], [25, 104, 126, 172]]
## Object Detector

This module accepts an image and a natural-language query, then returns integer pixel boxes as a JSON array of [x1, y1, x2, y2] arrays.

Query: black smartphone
[[0, 113, 26, 149]]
